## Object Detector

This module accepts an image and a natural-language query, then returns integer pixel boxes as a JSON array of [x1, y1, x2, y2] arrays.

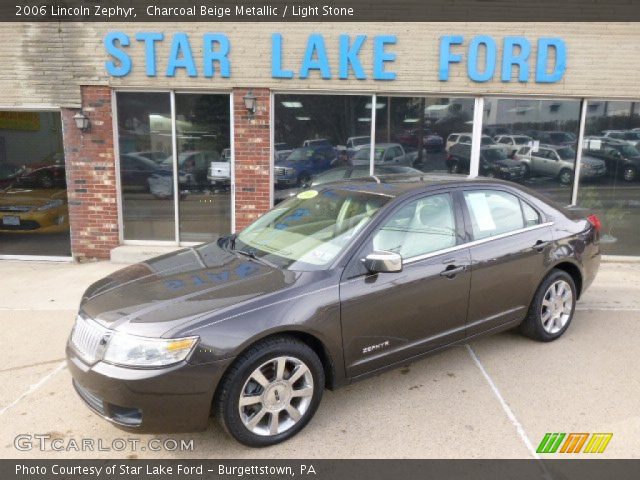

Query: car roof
[[317, 174, 526, 198]]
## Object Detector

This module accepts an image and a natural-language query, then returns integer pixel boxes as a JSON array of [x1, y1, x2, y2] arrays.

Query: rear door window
[[463, 190, 525, 240]]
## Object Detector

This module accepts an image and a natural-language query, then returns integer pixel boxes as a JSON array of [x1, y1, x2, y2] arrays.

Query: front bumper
[[66, 343, 234, 433], [0, 208, 68, 233]]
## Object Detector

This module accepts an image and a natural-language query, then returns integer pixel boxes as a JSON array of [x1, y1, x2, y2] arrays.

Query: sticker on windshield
[[297, 190, 318, 200]]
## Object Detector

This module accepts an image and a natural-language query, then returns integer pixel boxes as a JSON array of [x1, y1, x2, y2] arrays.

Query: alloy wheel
[[559, 170, 572, 184], [238, 356, 314, 437], [540, 280, 573, 334]]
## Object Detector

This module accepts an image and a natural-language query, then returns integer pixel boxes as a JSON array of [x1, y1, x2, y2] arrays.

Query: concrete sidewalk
[[0, 260, 638, 459]]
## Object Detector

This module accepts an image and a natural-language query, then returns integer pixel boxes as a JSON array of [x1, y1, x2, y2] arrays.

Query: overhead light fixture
[[358, 117, 372, 122], [73, 111, 90, 131], [403, 118, 420, 123], [243, 90, 257, 116], [365, 102, 386, 110], [295, 116, 311, 121], [281, 101, 303, 108]]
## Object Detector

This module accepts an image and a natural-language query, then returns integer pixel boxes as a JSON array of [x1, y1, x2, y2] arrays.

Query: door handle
[[440, 265, 465, 278], [533, 240, 550, 252]]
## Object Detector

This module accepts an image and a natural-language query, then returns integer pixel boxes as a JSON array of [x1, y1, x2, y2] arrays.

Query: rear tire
[[449, 160, 461, 174], [213, 336, 324, 447], [519, 269, 577, 342]]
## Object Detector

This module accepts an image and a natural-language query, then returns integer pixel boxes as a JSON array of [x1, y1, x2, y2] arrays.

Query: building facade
[[1, 22, 639, 260]]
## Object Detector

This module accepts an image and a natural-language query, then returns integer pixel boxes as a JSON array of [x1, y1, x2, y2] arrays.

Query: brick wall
[[233, 88, 271, 231], [62, 86, 119, 260]]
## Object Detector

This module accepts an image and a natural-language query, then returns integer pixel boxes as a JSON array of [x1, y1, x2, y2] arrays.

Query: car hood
[[275, 160, 308, 170], [0, 188, 66, 206], [80, 243, 299, 337], [493, 158, 522, 168], [580, 155, 606, 167]]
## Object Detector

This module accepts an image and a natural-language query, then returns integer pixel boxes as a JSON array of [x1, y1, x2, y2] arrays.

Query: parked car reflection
[[584, 136, 640, 181], [447, 144, 526, 181], [0, 165, 68, 233], [514, 145, 606, 184], [274, 164, 422, 204], [274, 146, 337, 188]]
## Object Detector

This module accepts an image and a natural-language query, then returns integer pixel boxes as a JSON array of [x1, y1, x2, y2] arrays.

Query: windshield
[[285, 148, 315, 162], [481, 136, 496, 145], [550, 132, 573, 143], [616, 144, 640, 156], [235, 188, 392, 270], [556, 147, 576, 160], [354, 147, 384, 162], [352, 137, 370, 146], [482, 149, 507, 162], [14, 168, 66, 189]]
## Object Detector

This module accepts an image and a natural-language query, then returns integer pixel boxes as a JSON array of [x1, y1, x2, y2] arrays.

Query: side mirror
[[362, 251, 403, 273]]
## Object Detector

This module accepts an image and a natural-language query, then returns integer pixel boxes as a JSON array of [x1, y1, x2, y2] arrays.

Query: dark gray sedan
[[66, 175, 601, 447]]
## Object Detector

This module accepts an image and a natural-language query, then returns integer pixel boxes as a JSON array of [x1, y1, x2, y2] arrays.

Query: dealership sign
[[104, 32, 566, 83]]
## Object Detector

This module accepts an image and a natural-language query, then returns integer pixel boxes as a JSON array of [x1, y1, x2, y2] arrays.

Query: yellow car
[[0, 165, 69, 233]]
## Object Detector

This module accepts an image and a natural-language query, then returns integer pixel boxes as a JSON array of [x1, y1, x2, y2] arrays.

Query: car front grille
[[70, 315, 110, 364], [274, 167, 286, 177], [0, 220, 40, 230]]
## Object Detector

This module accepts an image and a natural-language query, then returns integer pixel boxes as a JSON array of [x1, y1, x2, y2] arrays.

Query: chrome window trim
[[403, 222, 554, 265]]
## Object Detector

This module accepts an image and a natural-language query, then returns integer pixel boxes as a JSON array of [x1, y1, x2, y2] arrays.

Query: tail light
[[587, 214, 601, 233], [447, 154, 453, 161]]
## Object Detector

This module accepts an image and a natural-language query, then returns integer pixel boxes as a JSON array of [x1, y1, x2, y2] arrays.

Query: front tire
[[519, 269, 577, 342], [558, 168, 573, 185], [298, 173, 312, 188], [214, 336, 325, 447]]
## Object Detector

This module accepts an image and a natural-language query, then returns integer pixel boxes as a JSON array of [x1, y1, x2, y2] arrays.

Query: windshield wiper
[[234, 248, 279, 269]]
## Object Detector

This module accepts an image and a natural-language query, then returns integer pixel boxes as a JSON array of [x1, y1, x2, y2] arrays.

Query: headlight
[[102, 332, 199, 367], [284, 167, 296, 176], [499, 167, 510, 173], [36, 199, 64, 211]]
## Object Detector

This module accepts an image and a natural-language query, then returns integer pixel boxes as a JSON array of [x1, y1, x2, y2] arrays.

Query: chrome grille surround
[[70, 314, 111, 365]]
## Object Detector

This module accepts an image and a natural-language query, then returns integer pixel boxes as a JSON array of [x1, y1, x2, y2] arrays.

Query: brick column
[[233, 88, 271, 231], [61, 86, 119, 260]]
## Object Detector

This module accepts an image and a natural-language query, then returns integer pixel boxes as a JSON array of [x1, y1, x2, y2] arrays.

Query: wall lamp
[[73, 111, 90, 131], [243, 90, 257, 116]]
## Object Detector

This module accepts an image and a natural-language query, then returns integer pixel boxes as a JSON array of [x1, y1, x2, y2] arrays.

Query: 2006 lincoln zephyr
[[67, 175, 601, 447]]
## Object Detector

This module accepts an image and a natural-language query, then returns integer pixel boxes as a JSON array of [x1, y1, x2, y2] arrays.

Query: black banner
[[3, 460, 640, 480], [3, 0, 640, 22]]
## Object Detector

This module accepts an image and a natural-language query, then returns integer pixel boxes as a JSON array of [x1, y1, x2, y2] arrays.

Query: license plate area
[[2, 216, 20, 226]]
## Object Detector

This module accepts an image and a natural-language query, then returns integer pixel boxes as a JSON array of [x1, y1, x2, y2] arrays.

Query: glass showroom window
[[116, 92, 231, 243], [273, 94, 373, 205], [375, 96, 475, 175], [175, 94, 231, 242], [577, 100, 640, 255], [116, 92, 174, 241], [481, 98, 583, 205], [0, 111, 69, 257]]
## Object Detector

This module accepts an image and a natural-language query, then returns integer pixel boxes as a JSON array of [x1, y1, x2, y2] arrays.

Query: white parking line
[[576, 306, 640, 311], [0, 361, 66, 416], [465, 344, 539, 459]]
